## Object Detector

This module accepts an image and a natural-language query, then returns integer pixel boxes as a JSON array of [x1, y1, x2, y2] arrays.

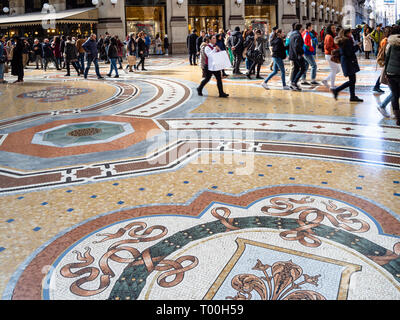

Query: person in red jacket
[[322, 24, 341, 89]]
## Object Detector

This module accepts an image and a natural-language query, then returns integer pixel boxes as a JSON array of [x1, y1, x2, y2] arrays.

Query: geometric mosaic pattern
[[1, 54, 399, 301]]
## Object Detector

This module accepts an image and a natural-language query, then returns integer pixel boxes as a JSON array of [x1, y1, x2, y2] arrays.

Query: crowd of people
[[0, 31, 170, 83], [190, 21, 400, 126], [0, 20, 399, 126]]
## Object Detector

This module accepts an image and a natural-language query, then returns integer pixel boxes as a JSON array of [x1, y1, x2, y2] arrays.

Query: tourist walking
[[261, 29, 289, 90], [197, 35, 229, 98], [370, 24, 384, 57], [32, 38, 43, 70], [42, 38, 59, 71], [228, 27, 244, 75], [301, 23, 319, 85], [64, 36, 80, 76], [116, 35, 124, 69], [164, 34, 169, 55], [52, 36, 63, 69], [246, 29, 266, 79], [331, 28, 363, 102], [107, 37, 120, 78], [322, 24, 341, 89], [288, 23, 306, 91], [155, 34, 162, 55], [197, 30, 205, 57], [82, 34, 103, 79], [376, 26, 393, 117], [76, 35, 86, 74], [126, 33, 137, 72], [216, 33, 229, 77], [136, 32, 147, 71], [0, 34, 7, 84], [199, 36, 210, 78], [363, 26, 373, 59], [384, 25, 400, 126], [187, 29, 198, 65], [11, 36, 24, 83]]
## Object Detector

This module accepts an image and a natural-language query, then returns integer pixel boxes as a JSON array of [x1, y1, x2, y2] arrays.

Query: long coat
[[337, 37, 360, 77], [187, 32, 198, 54], [363, 34, 373, 52], [11, 39, 24, 78]]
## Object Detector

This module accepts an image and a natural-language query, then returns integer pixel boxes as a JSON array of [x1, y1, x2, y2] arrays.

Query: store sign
[[384, 0, 395, 4]]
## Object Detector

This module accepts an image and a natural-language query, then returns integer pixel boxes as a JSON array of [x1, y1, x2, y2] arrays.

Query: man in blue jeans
[[82, 34, 103, 79], [301, 22, 319, 85]]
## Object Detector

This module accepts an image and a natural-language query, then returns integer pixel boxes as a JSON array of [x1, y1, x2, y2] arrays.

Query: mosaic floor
[[0, 54, 399, 301]]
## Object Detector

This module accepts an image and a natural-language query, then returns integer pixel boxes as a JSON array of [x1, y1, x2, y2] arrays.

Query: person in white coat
[[196, 35, 229, 98]]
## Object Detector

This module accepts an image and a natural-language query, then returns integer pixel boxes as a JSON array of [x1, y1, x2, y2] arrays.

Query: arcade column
[[225, 0, 245, 31], [280, 0, 298, 32], [96, 0, 125, 39], [167, 0, 189, 54]]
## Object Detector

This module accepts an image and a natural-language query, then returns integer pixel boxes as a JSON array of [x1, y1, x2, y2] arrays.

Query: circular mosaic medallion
[[17, 86, 92, 102], [5, 186, 400, 300]]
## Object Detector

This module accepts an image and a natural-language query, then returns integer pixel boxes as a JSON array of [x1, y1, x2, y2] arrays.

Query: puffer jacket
[[385, 34, 400, 75], [64, 40, 78, 62]]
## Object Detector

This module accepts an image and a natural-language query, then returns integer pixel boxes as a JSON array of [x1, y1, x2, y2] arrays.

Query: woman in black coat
[[136, 32, 147, 71], [64, 36, 80, 76], [331, 28, 363, 102], [11, 36, 24, 83]]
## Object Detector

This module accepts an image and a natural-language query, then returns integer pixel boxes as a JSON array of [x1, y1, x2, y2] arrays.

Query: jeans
[[0, 63, 4, 80], [381, 93, 393, 109], [84, 56, 101, 78], [387, 75, 400, 112], [264, 57, 286, 86], [334, 74, 357, 98], [109, 58, 119, 76], [78, 52, 85, 73], [198, 68, 225, 96], [302, 55, 317, 81], [291, 58, 306, 85]]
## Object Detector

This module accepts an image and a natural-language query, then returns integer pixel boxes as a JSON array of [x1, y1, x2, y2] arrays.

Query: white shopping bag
[[208, 51, 232, 71]]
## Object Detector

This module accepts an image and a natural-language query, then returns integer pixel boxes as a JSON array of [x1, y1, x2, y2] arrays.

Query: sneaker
[[321, 80, 330, 89], [377, 106, 390, 118], [310, 81, 319, 85], [261, 82, 270, 90], [219, 93, 229, 98], [290, 84, 300, 91], [301, 81, 311, 86], [372, 87, 385, 94], [114, 75, 119, 78], [350, 96, 363, 102], [106, 74, 111, 77], [98, 76, 104, 79], [282, 85, 290, 90]]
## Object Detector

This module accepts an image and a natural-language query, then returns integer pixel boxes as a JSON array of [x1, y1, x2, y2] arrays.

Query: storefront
[[0, 7, 98, 39], [125, 0, 166, 40], [188, 0, 225, 33], [245, 0, 278, 35]]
